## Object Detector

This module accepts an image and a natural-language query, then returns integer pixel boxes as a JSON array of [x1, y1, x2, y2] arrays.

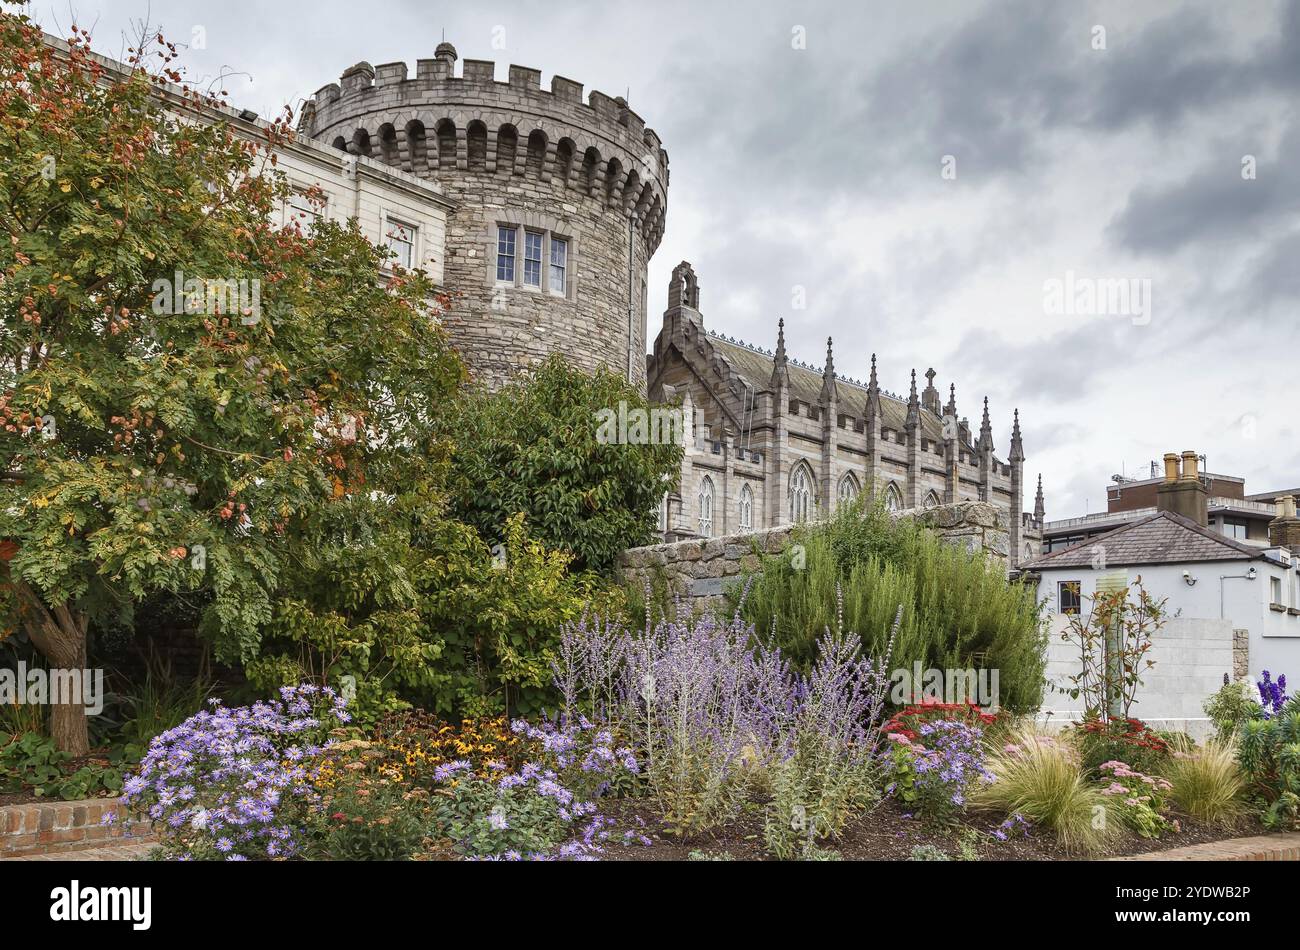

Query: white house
[[1020, 453, 1300, 734]]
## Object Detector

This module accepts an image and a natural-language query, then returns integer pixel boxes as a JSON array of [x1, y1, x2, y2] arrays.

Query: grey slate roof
[[1020, 510, 1264, 570]]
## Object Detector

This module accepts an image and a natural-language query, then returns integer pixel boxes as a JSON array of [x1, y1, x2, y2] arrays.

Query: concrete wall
[[619, 500, 1011, 610], [1041, 615, 1235, 737]]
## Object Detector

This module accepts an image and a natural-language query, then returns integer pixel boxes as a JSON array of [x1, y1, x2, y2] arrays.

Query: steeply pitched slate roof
[[1021, 510, 1264, 569], [705, 335, 951, 444]]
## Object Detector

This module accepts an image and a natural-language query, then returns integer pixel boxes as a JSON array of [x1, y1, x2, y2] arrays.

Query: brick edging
[[1110, 832, 1300, 861], [0, 796, 152, 858]]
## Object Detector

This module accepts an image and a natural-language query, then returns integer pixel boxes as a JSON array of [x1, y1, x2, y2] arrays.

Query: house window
[[698, 476, 714, 537], [789, 464, 813, 524], [496, 226, 517, 282], [523, 231, 544, 287], [1271, 575, 1283, 606], [549, 237, 568, 294], [1059, 580, 1082, 615], [1222, 518, 1249, 540], [739, 483, 753, 532], [385, 218, 416, 270]]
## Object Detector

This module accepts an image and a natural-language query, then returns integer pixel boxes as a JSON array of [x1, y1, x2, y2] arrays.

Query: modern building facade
[[1044, 453, 1295, 553], [1022, 453, 1300, 730]]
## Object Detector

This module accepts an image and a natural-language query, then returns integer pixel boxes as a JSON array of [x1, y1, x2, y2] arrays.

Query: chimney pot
[[1163, 453, 1180, 484], [1180, 450, 1200, 482]]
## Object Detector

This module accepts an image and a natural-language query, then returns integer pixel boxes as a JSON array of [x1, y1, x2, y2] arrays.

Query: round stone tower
[[300, 42, 669, 390]]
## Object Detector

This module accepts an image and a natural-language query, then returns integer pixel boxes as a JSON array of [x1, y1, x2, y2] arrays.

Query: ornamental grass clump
[[974, 727, 1119, 854], [1163, 740, 1244, 828], [122, 684, 351, 861]]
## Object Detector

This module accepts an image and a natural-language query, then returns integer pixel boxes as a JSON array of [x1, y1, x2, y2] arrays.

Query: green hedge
[[728, 500, 1048, 713]]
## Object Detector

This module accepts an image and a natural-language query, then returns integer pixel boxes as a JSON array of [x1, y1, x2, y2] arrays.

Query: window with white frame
[[288, 190, 323, 234], [1059, 580, 1081, 615], [385, 218, 417, 270], [523, 231, 544, 287], [494, 225, 571, 294], [739, 483, 753, 531], [698, 476, 715, 537], [496, 225, 517, 282], [549, 237, 568, 294], [789, 464, 813, 523]]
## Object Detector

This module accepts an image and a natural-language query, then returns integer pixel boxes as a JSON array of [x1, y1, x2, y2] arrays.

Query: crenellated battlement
[[301, 42, 668, 253]]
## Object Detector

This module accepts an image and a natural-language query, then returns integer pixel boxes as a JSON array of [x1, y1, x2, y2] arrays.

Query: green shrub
[[974, 728, 1119, 854], [1204, 681, 1264, 744], [0, 732, 124, 799], [320, 784, 429, 861], [1237, 706, 1300, 829], [440, 355, 683, 575], [732, 499, 1048, 712], [1164, 740, 1244, 827]]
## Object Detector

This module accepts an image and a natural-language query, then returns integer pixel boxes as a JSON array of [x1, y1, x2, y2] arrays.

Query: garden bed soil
[[595, 798, 1259, 861]]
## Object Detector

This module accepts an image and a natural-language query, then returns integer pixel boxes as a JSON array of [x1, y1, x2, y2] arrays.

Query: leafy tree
[[0, 15, 462, 751], [441, 355, 683, 575]]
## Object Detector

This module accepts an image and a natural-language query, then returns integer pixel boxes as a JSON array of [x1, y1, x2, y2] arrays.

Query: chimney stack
[[1156, 449, 1208, 526], [1269, 494, 1300, 551]]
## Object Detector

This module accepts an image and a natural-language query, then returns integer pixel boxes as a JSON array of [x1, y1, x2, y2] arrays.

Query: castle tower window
[[739, 483, 753, 532], [549, 237, 568, 294], [789, 463, 814, 524], [384, 218, 417, 270], [496, 226, 517, 282], [837, 473, 860, 509], [698, 476, 715, 537], [523, 231, 544, 287]]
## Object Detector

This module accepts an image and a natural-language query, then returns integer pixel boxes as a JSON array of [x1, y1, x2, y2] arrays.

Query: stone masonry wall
[[619, 501, 1011, 610]]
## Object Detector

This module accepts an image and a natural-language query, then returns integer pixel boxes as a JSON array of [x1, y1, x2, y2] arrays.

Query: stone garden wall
[[618, 501, 1011, 610]]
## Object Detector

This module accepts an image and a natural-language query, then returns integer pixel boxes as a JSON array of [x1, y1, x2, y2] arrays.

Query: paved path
[[1, 840, 155, 861], [1112, 832, 1300, 861]]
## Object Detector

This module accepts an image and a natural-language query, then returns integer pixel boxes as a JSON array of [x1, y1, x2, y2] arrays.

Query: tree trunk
[[13, 580, 90, 755]]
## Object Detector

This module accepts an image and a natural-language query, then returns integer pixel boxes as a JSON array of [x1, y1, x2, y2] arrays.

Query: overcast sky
[[29, 0, 1300, 519]]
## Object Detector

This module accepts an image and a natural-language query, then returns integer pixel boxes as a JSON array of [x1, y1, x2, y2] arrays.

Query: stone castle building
[[56, 31, 1040, 564], [294, 45, 1041, 566], [300, 43, 668, 389], [647, 263, 1044, 566]]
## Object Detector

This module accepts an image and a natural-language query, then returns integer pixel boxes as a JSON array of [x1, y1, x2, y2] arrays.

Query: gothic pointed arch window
[[883, 482, 904, 513], [837, 472, 860, 509], [698, 476, 715, 537], [739, 483, 753, 532], [923, 489, 941, 510], [789, 462, 815, 524]]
